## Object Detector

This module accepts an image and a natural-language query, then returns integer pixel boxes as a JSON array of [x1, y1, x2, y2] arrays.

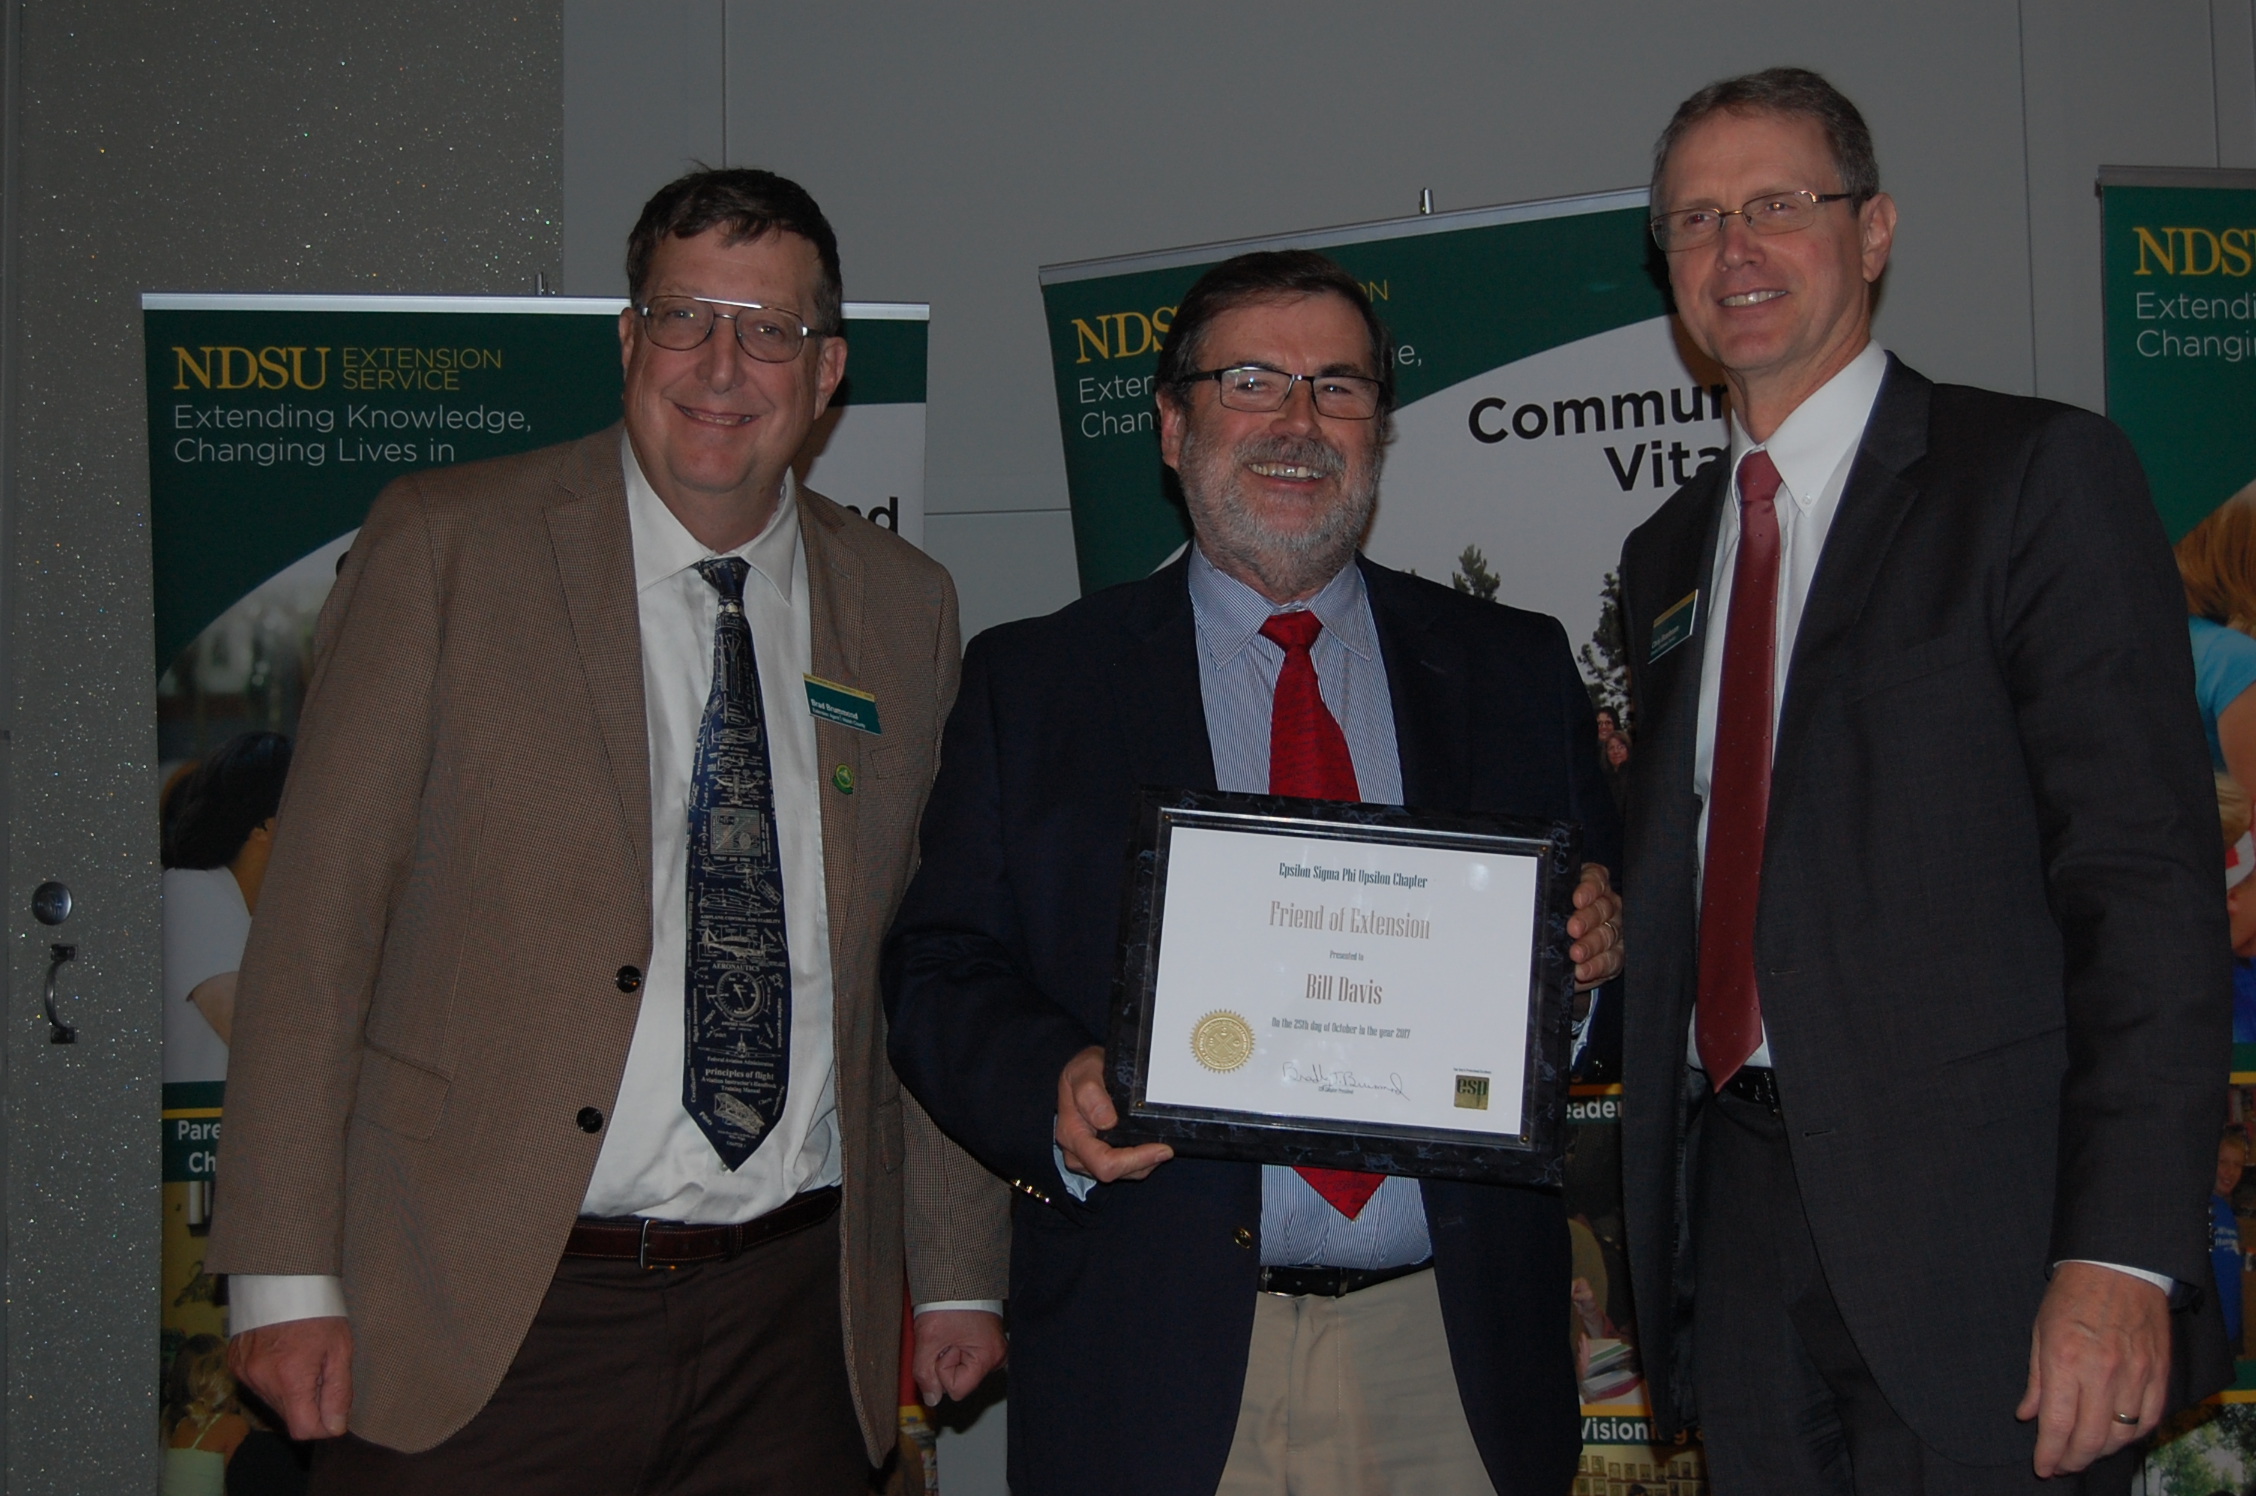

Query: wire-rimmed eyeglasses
[[635, 295, 828, 363], [1649, 190, 1856, 252]]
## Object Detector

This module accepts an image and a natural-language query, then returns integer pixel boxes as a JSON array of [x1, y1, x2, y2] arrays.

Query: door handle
[[42, 944, 76, 1044]]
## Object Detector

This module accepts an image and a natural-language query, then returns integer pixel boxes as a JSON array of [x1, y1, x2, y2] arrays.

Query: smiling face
[[1658, 108, 1895, 438], [617, 225, 847, 548], [1157, 292, 1385, 603]]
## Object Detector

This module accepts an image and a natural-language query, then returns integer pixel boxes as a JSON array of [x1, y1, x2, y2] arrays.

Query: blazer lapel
[[543, 430, 654, 897], [1640, 475, 1725, 809], [1362, 558, 1467, 810], [1773, 357, 1932, 766], [798, 493, 866, 981], [1106, 559, 1219, 794]]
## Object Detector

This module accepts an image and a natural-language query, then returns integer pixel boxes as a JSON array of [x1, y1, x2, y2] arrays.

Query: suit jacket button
[[1234, 1227, 1254, 1249], [615, 965, 642, 993], [577, 1107, 604, 1133]]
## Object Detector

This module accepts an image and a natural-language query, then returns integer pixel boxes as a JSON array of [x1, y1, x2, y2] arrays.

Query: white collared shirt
[[580, 436, 842, 1221], [1690, 341, 1889, 1069]]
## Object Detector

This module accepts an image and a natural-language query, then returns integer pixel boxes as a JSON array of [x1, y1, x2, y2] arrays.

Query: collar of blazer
[[1770, 354, 1933, 773], [1103, 549, 1474, 811], [536, 423, 873, 920]]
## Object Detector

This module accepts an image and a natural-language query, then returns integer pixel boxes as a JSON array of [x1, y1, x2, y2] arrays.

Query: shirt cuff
[[1052, 1132, 1097, 1201], [227, 1274, 349, 1336], [2057, 1259, 2175, 1295], [912, 1299, 1006, 1318]]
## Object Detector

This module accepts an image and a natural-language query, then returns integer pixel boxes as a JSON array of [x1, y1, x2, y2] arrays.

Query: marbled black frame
[[1101, 787, 1581, 1188]]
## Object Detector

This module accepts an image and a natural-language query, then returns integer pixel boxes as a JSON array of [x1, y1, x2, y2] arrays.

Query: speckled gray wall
[[4, 5, 558, 1485]]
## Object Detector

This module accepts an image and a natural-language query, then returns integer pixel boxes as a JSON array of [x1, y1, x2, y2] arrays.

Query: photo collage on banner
[[1042, 191, 1723, 1493], [142, 293, 928, 1494], [2100, 167, 2256, 1494]]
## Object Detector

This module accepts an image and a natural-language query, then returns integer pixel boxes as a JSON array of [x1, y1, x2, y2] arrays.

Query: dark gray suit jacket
[[1617, 357, 2232, 1464]]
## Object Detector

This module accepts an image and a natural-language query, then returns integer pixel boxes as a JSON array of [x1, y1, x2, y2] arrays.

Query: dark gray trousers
[[1690, 1087, 2138, 1496]]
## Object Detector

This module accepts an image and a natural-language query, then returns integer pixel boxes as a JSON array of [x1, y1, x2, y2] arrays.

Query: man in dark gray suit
[[1617, 68, 2231, 1495]]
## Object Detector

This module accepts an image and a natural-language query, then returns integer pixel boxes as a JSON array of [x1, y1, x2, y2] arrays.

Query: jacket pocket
[[349, 1045, 452, 1140], [1847, 636, 1983, 702]]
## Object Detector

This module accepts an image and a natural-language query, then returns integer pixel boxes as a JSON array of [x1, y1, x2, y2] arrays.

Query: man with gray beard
[[883, 250, 1624, 1496]]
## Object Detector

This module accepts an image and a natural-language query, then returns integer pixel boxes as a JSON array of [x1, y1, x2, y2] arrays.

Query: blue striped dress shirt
[[1186, 548, 1434, 1270]]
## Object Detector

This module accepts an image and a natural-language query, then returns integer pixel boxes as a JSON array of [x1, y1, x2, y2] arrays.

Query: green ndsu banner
[[2101, 167, 2256, 543], [1040, 189, 1727, 677], [1041, 194, 1716, 1492], [141, 292, 925, 1493]]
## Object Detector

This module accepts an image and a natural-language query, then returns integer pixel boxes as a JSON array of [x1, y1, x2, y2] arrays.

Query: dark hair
[[1651, 67, 1880, 208], [1155, 250, 1395, 422], [624, 167, 843, 334], [161, 731, 291, 871]]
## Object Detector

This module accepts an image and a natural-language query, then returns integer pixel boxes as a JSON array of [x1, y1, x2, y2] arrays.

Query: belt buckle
[[638, 1218, 675, 1272]]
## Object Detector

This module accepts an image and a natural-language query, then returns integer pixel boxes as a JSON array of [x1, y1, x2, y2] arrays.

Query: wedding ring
[[2112, 1411, 2140, 1426]]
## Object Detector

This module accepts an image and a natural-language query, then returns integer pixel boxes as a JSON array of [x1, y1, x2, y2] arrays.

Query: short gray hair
[[1650, 67, 1880, 207]]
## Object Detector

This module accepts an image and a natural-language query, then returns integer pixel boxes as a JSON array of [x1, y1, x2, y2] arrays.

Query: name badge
[[1649, 591, 1698, 664], [804, 675, 882, 735]]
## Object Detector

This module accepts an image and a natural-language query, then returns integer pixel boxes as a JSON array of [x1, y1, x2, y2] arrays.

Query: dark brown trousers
[[309, 1213, 873, 1496]]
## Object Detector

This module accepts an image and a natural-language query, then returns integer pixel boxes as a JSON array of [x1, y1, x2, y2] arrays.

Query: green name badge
[[1649, 590, 1698, 664], [804, 674, 882, 735]]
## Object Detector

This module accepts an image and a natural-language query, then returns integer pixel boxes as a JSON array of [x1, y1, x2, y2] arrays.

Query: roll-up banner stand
[[144, 293, 925, 1491], [2101, 167, 2256, 1492], [1041, 192, 1719, 1492]]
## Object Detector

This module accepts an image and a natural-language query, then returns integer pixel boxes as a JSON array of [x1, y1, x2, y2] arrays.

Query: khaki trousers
[[1215, 1267, 1497, 1496]]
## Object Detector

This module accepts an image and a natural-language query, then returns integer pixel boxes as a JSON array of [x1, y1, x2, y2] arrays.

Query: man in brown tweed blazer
[[206, 169, 1007, 1494]]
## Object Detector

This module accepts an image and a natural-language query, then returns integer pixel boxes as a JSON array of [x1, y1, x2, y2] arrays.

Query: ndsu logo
[[2130, 227, 2256, 277], [172, 345, 332, 391], [1070, 307, 1176, 364]]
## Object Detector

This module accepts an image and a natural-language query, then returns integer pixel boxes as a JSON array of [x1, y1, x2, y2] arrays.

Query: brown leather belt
[[566, 1186, 839, 1270]]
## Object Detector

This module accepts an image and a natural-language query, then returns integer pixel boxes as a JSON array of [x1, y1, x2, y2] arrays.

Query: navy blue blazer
[[884, 553, 1620, 1496]]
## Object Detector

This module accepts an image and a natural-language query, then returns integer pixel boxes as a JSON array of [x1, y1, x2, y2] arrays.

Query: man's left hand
[[912, 1309, 1007, 1405], [2017, 1261, 2170, 1476], [1567, 863, 1624, 990]]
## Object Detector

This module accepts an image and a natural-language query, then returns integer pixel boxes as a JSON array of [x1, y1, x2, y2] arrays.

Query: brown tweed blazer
[[206, 425, 1008, 1458]]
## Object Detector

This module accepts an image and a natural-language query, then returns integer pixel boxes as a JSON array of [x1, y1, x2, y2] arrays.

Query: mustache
[[1234, 434, 1346, 477]]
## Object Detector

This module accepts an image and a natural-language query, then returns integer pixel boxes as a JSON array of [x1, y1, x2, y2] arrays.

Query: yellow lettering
[[289, 346, 330, 390], [2221, 228, 2253, 277], [2132, 226, 2174, 276], [1072, 318, 1110, 364], [216, 346, 260, 391], [1111, 311, 1154, 359], [256, 346, 291, 389], [1363, 280, 1390, 301], [172, 346, 213, 390], [2181, 227, 2223, 275]]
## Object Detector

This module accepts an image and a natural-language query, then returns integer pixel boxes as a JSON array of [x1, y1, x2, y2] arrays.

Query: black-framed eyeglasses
[[636, 295, 828, 363], [1649, 190, 1857, 252], [1182, 364, 1385, 420]]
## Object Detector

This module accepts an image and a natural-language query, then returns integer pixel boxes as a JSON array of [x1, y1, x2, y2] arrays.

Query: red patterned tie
[[1260, 611, 1385, 1220], [1697, 450, 1784, 1087]]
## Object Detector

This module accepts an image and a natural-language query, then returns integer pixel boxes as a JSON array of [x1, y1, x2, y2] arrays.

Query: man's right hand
[[1056, 1045, 1172, 1183], [228, 1316, 354, 1439]]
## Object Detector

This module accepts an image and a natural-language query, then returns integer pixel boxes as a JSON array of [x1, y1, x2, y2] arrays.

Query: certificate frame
[[1100, 788, 1582, 1188]]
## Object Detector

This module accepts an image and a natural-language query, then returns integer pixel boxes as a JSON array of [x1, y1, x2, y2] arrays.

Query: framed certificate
[[1101, 789, 1582, 1188]]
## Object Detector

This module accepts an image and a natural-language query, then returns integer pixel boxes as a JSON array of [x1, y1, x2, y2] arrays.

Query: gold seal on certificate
[[1190, 1011, 1256, 1073], [1101, 790, 1582, 1188]]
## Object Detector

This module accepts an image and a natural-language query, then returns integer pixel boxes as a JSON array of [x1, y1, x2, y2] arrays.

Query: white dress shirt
[[1681, 343, 2170, 1295], [234, 441, 854, 1332], [1689, 340, 1887, 1071]]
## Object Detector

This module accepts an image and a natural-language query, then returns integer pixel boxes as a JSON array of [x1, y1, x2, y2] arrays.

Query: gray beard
[[1178, 427, 1381, 601]]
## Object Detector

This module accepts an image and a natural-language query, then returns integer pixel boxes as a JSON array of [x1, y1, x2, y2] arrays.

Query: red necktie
[[1260, 611, 1385, 1220], [1696, 450, 1784, 1087]]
